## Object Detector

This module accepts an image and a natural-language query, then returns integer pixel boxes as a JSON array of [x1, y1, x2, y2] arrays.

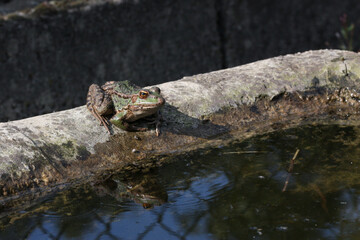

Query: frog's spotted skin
[[86, 83, 114, 133], [86, 81, 165, 135]]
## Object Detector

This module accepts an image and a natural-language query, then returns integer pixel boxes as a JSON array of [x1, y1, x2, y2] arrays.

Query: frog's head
[[115, 87, 165, 123], [133, 87, 165, 107]]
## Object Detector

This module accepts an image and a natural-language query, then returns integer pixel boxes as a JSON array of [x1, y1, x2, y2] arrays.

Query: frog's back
[[113, 80, 140, 95], [110, 81, 140, 110]]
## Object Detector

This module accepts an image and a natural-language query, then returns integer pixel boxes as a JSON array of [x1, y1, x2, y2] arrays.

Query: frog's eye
[[139, 90, 149, 99]]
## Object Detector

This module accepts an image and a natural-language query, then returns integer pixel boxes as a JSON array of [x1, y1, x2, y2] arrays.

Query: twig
[[282, 149, 300, 192], [312, 184, 328, 214], [222, 151, 267, 154]]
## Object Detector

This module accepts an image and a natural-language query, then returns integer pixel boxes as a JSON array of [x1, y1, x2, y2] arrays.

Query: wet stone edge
[[1, 86, 360, 210]]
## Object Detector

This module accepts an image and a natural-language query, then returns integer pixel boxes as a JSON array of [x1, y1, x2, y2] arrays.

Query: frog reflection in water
[[87, 81, 165, 135], [95, 174, 168, 209]]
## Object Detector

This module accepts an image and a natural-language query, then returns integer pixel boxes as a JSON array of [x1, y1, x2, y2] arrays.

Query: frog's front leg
[[110, 113, 149, 133], [155, 111, 163, 136], [137, 111, 163, 136], [86, 83, 114, 134]]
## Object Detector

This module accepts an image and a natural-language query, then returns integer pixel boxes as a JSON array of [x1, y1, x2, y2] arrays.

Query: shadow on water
[[2, 124, 360, 239]]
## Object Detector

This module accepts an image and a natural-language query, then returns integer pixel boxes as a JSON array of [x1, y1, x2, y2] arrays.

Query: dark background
[[0, 0, 359, 121]]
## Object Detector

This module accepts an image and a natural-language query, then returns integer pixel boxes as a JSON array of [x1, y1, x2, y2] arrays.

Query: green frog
[[86, 81, 165, 135]]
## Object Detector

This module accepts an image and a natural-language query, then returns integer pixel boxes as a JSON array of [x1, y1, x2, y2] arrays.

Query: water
[[1, 124, 360, 239]]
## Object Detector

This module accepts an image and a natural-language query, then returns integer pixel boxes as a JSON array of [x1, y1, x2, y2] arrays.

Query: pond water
[[1, 124, 360, 239]]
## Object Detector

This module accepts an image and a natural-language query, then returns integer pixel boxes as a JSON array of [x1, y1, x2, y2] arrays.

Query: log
[[1, 49, 360, 204]]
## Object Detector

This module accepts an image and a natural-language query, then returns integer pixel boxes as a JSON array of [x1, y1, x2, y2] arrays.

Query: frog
[[86, 80, 165, 136]]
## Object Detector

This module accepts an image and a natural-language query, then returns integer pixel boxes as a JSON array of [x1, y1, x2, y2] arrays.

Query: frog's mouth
[[131, 95, 165, 108], [122, 96, 165, 117], [128, 102, 164, 112], [122, 104, 162, 122]]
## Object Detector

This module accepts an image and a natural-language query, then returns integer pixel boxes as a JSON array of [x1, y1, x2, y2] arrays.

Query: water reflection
[[1, 124, 360, 239], [94, 173, 168, 209]]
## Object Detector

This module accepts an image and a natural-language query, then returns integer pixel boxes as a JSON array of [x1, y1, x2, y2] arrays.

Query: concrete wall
[[0, 0, 222, 121], [223, 0, 360, 67], [0, 0, 359, 121]]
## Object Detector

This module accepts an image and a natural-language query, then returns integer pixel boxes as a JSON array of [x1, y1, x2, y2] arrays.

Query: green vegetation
[[339, 14, 355, 51]]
